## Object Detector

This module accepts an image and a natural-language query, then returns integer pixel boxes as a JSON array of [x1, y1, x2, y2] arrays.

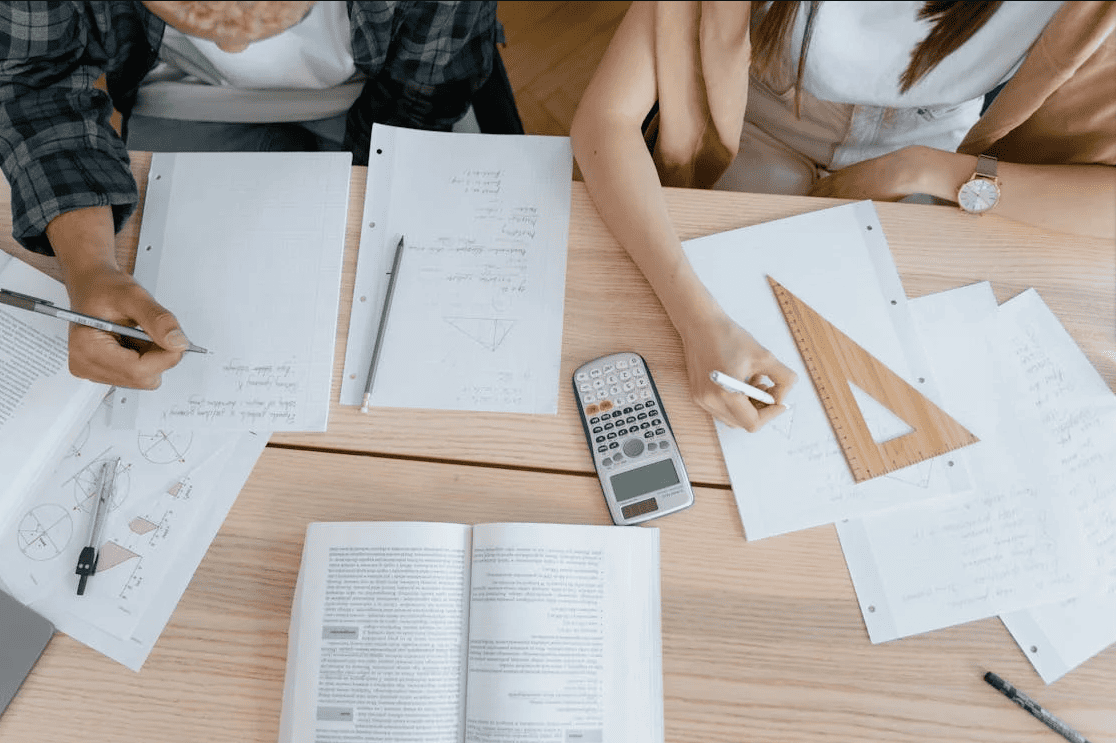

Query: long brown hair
[[750, 1, 1005, 108]]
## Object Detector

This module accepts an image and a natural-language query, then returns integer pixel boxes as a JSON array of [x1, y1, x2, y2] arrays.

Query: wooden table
[[1, 154, 1114, 742]]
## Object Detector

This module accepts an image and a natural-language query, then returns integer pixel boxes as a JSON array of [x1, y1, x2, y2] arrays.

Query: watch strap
[[974, 153, 998, 179]]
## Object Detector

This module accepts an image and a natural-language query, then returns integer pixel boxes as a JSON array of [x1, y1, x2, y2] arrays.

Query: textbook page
[[113, 152, 352, 431], [465, 523, 663, 743], [279, 522, 473, 743], [0, 255, 107, 576], [340, 125, 572, 414], [681, 202, 971, 540], [996, 290, 1116, 683], [837, 284, 1089, 642]]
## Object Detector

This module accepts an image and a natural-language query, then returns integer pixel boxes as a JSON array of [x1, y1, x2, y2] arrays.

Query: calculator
[[573, 352, 695, 525]]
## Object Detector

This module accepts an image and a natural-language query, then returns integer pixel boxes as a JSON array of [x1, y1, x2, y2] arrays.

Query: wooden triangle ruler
[[767, 276, 978, 483]]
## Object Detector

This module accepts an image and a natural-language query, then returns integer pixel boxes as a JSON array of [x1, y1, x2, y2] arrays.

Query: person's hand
[[680, 309, 798, 432], [808, 145, 937, 202], [64, 264, 190, 389]]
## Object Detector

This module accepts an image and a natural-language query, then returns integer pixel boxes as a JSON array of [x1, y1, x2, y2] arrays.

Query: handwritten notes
[[681, 202, 971, 540], [838, 284, 1112, 655], [340, 125, 572, 414], [112, 152, 352, 431]]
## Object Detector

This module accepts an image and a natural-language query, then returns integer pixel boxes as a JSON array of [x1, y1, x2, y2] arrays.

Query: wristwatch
[[957, 154, 1000, 214]]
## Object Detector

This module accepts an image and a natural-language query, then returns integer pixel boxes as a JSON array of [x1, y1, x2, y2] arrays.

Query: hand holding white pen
[[709, 371, 777, 405]]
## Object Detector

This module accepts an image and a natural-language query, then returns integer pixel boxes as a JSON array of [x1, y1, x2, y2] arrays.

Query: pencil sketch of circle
[[17, 504, 73, 561], [73, 458, 131, 512], [137, 430, 194, 464]]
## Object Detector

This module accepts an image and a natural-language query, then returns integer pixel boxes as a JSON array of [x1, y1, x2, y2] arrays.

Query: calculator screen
[[610, 458, 680, 502]]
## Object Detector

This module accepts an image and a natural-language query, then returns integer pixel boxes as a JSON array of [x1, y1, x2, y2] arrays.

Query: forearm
[[919, 149, 1116, 240], [572, 117, 726, 336], [43, 206, 121, 294]]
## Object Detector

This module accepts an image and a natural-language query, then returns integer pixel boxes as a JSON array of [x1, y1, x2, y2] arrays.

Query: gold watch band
[[974, 154, 998, 179]]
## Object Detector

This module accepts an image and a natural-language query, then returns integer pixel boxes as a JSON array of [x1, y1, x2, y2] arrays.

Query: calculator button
[[597, 445, 608, 453], [592, 426, 603, 433], [636, 378, 648, 387], [603, 363, 615, 373], [599, 400, 613, 411], [576, 371, 590, 381], [593, 378, 605, 388], [626, 416, 636, 424], [634, 403, 644, 411], [590, 368, 602, 378], [595, 435, 605, 443], [579, 382, 592, 392], [646, 442, 658, 451], [637, 413, 647, 420], [640, 422, 650, 429], [613, 453, 624, 462], [607, 432, 616, 440], [604, 422, 613, 430], [606, 374, 618, 384], [644, 431, 654, 438], [640, 390, 652, 399], [651, 418, 662, 426], [596, 390, 607, 399], [619, 370, 631, 381], [623, 407, 633, 414], [590, 416, 600, 424], [655, 428, 666, 435], [622, 438, 644, 458], [616, 359, 628, 369], [608, 442, 618, 449], [609, 385, 621, 395], [586, 406, 599, 417], [632, 365, 644, 376], [581, 395, 594, 404], [602, 457, 612, 465], [658, 441, 671, 451]]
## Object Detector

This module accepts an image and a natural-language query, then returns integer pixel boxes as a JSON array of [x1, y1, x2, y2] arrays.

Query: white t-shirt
[[714, 1, 1064, 194], [133, 0, 363, 123]]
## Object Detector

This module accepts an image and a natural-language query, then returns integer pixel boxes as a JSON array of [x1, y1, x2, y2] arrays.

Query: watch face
[[959, 178, 999, 213]]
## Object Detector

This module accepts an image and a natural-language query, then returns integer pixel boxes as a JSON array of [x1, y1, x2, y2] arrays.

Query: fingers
[[692, 348, 800, 433], [65, 270, 189, 388]]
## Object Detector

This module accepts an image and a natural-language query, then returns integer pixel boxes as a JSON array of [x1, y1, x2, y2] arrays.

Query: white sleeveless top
[[714, 1, 1065, 194], [133, 1, 364, 123]]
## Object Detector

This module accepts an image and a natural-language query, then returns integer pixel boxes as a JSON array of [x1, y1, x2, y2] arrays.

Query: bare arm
[[571, 2, 796, 431], [810, 146, 1116, 240], [45, 206, 189, 388]]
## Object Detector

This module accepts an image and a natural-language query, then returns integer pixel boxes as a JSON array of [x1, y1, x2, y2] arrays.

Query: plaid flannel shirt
[[0, 1, 496, 255]]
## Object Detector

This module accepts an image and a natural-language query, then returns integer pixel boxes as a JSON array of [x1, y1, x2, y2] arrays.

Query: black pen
[[983, 671, 1092, 743], [0, 288, 208, 353], [75, 458, 118, 596]]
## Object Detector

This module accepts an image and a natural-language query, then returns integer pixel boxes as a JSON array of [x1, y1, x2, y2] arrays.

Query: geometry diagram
[[445, 317, 515, 351], [96, 541, 140, 572], [137, 429, 193, 464], [767, 402, 797, 440], [64, 421, 91, 460], [885, 460, 935, 489], [71, 456, 130, 513], [17, 504, 73, 561], [129, 517, 159, 535]]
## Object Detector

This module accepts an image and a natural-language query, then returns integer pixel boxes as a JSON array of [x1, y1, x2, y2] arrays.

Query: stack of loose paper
[[681, 204, 1116, 682], [0, 253, 266, 670], [340, 125, 572, 414], [838, 283, 1116, 683]]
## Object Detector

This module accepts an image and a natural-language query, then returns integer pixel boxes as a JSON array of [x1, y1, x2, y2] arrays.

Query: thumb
[[126, 293, 190, 352]]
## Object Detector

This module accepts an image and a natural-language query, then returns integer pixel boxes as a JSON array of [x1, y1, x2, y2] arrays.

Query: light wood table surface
[[3, 153, 1113, 487], [3, 448, 1114, 743], [2, 152, 1114, 742]]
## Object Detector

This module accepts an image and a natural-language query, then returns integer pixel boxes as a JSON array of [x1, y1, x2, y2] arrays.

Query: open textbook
[[0, 253, 267, 670], [279, 522, 663, 743]]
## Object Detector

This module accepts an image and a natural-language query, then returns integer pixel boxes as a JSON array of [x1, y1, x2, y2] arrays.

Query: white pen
[[709, 370, 777, 405]]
